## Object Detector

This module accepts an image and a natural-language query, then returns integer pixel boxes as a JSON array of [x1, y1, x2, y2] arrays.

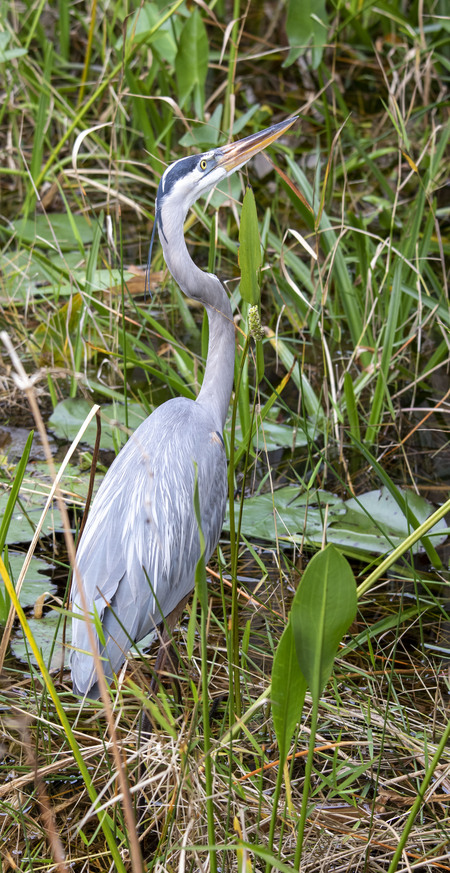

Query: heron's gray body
[[70, 396, 228, 696], [69, 117, 296, 697]]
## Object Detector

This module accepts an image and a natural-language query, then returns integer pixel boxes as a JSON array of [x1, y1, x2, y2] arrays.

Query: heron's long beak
[[217, 116, 298, 173]]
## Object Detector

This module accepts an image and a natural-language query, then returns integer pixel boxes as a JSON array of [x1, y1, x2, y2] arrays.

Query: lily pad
[[48, 399, 146, 451], [253, 419, 312, 451], [0, 484, 54, 545], [13, 214, 94, 250], [10, 607, 158, 674], [225, 487, 345, 543], [325, 488, 448, 555], [11, 608, 70, 671], [1, 553, 55, 612], [225, 486, 448, 557], [0, 460, 102, 545]]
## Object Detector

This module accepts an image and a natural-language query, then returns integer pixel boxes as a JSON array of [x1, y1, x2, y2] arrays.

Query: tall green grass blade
[[0, 431, 34, 554], [223, 0, 240, 132], [193, 464, 217, 873], [264, 329, 324, 425], [78, 0, 98, 106], [386, 716, 450, 873], [343, 372, 360, 443], [285, 155, 373, 368], [69, 214, 103, 397], [57, 0, 69, 59], [31, 0, 185, 192], [119, 212, 129, 430], [25, 42, 52, 215], [364, 258, 403, 444], [235, 308, 251, 455]]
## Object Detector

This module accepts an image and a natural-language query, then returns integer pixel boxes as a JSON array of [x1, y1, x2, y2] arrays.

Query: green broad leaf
[[0, 459, 102, 545], [0, 32, 27, 61], [224, 487, 346, 544], [224, 485, 448, 558], [13, 214, 94, 251], [251, 418, 313, 451], [179, 105, 223, 149], [0, 255, 133, 303], [271, 619, 307, 764], [284, 0, 329, 70], [290, 544, 357, 702], [11, 607, 69, 671], [1, 553, 55, 612], [208, 173, 244, 211], [117, 3, 178, 64], [238, 187, 261, 306], [0, 483, 49, 545], [175, 9, 209, 110], [67, 268, 137, 298], [342, 488, 448, 549], [48, 399, 146, 451]]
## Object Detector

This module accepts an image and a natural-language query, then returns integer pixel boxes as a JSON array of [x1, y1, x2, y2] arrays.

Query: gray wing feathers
[[70, 398, 227, 695]]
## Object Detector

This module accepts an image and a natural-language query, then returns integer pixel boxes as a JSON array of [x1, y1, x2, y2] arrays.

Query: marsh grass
[[1, 1, 449, 871]]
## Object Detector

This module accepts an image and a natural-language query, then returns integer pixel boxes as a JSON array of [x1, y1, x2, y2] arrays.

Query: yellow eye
[[200, 159, 207, 171]]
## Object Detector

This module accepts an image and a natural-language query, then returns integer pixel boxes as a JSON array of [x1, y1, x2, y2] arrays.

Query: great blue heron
[[70, 117, 297, 697]]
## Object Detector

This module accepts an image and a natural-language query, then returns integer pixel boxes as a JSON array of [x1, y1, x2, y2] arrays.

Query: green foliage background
[[0, 2, 449, 871]]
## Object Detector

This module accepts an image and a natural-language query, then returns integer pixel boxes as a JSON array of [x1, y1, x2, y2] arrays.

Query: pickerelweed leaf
[[175, 8, 208, 108], [272, 619, 307, 764], [283, 0, 329, 70], [224, 486, 447, 557], [49, 399, 145, 451], [291, 544, 357, 702], [238, 186, 261, 306]]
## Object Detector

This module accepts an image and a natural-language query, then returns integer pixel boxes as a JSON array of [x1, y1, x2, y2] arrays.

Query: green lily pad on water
[[13, 214, 94, 250], [225, 487, 345, 543], [49, 398, 146, 451], [252, 419, 313, 451], [0, 459, 99, 545], [0, 484, 57, 545], [10, 608, 70, 671], [225, 486, 447, 557], [11, 607, 156, 673], [1, 553, 55, 612]]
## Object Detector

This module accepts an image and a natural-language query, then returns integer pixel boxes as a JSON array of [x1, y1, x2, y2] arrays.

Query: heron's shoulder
[[137, 396, 219, 437]]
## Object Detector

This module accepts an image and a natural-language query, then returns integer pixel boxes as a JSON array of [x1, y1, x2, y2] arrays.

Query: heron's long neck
[[159, 211, 235, 431]]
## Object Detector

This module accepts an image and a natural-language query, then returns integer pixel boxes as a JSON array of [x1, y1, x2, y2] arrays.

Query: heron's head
[[156, 117, 297, 239]]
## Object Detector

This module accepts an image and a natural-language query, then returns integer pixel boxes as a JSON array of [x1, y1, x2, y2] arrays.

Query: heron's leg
[[139, 593, 191, 739], [152, 591, 192, 685]]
